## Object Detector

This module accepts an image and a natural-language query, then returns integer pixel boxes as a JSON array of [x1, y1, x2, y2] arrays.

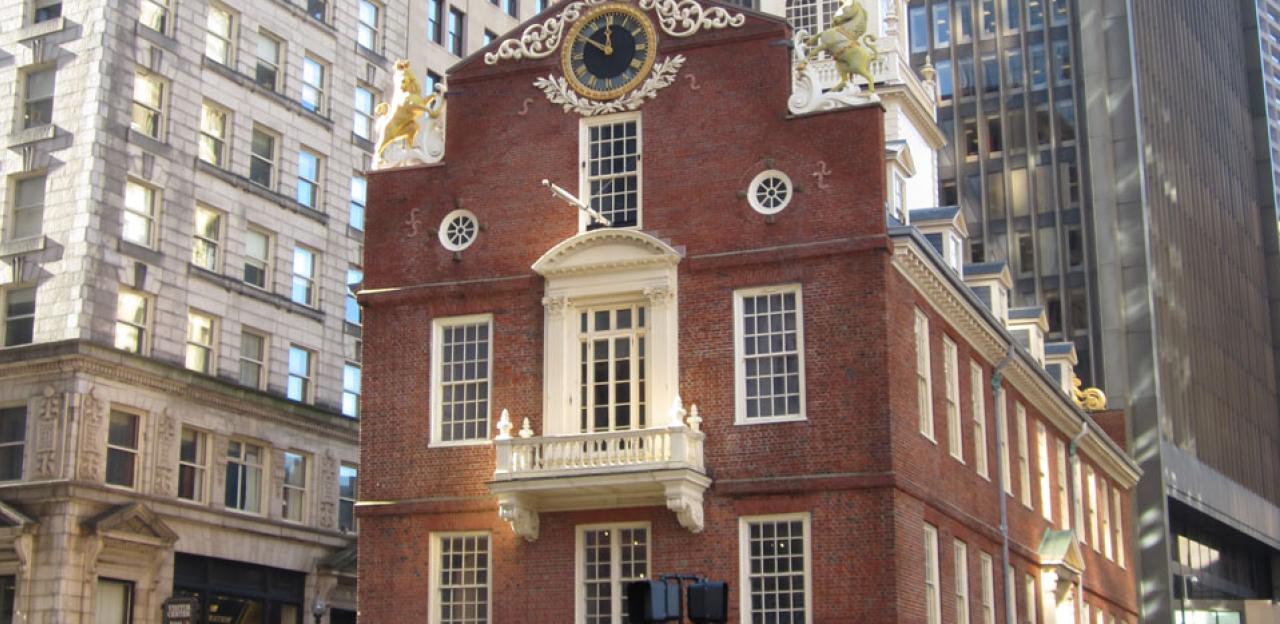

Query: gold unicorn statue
[[374, 60, 443, 164], [796, 0, 879, 93]]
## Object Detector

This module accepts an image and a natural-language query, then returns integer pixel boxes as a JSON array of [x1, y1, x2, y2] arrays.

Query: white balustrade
[[798, 34, 933, 106], [494, 424, 706, 478]]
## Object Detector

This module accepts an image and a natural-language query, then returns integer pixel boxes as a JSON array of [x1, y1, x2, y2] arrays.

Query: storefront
[[172, 554, 305, 624]]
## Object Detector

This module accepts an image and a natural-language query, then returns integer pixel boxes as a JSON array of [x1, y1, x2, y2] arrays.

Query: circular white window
[[748, 170, 793, 215], [438, 209, 479, 251]]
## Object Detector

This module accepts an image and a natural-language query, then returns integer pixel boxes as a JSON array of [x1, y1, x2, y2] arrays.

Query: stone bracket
[[498, 494, 540, 542], [664, 481, 705, 534]]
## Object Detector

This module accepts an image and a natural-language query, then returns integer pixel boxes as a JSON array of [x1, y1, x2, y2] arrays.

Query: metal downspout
[[991, 346, 1016, 624]]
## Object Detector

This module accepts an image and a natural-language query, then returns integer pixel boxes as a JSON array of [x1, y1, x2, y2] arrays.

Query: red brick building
[[357, 2, 1140, 622]]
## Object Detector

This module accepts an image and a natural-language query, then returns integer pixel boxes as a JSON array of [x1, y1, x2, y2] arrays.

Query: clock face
[[561, 4, 658, 100]]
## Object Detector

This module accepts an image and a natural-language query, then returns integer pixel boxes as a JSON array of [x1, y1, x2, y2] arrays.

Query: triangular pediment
[[0, 500, 36, 530], [533, 229, 682, 277], [886, 140, 917, 177], [1037, 528, 1085, 574], [84, 503, 179, 543]]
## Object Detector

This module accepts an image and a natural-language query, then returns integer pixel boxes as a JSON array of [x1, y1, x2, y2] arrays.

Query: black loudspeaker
[[625, 580, 678, 623], [686, 581, 729, 623]]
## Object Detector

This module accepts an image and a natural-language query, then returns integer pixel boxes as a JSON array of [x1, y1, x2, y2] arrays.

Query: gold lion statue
[[375, 60, 443, 163], [796, 0, 879, 93]]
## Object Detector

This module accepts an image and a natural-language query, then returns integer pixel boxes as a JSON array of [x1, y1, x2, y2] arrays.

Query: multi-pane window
[[354, 86, 376, 141], [250, 127, 277, 188], [282, 451, 307, 522], [944, 337, 962, 460], [581, 524, 649, 624], [122, 180, 156, 247], [291, 246, 317, 307], [301, 56, 327, 114], [970, 361, 989, 478], [954, 540, 970, 624], [428, 0, 443, 43], [1073, 460, 1085, 544], [198, 103, 228, 167], [239, 330, 267, 389], [12, 175, 46, 239], [1086, 465, 1099, 547], [177, 427, 207, 501], [345, 267, 362, 325], [915, 309, 934, 439], [225, 440, 263, 513], [447, 8, 465, 56], [307, 0, 327, 22], [1024, 574, 1037, 624], [204, 4, 234, 64], [1028, 0, 1043, 27], [979, 553, 995, 624], [342, 363, 361, 418], [1056, 439, 1069, 529], [131, 72, 165, 139], [1111, 488, 1124, 567], [735, 286, 803, 422], [1016, 404, 1031, 507], [192, 205, 222, 271], [997, 390, 1011, 494], [255, 31, 282, 91], [579, 305, 646, 432], [23, 67, 55, 129], [296, 149, 322, 209], [3, 287, 35, 347], [431, 533, 490, 624], [0, 407, 25, 481], [105, 410, 140, 488], [909, 6, 927, 51], [139, 0, 169, 32], [433, 317, 491, 443], [338, 463, 357, 532], [1037, 423, 1052, 521], [358, 0, 381, 51], [34, 0, 61, 23], [349, 175, 367, 231], [243, 228, 271, 288], [1100, 479, 1112, 559], [741, 515, 808, 624], [287, 345, 314, 403], [924, 524, 940, 624], [185, 311, 216, 374], [114, 290, 149, 353], [584, 118, 640, 228], [932, 3, 950, 47]]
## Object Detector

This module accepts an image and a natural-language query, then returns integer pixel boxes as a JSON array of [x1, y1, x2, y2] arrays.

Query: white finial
[[496, 409, 513, 440], [519, 417, 534, 438], [687, 404, 702, 433], [668, 395, 687, 426]]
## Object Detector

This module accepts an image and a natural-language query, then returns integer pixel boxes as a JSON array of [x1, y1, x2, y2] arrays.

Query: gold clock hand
[[576, 32, 609, 54], [604, 26, 614, 55]]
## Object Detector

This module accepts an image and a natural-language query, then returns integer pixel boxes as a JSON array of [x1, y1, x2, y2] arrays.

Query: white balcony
[[488, 400, 710, 541]]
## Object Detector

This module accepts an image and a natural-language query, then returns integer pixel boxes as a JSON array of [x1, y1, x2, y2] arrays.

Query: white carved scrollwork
[[664, 482, 705, 533], [534, 55, 686, 117], [498, 496, 540, 541], [35, 387, 60, 478], [788, 30, 880, 115], [637, 0, 745, 37], [541, 295, 569, 315]]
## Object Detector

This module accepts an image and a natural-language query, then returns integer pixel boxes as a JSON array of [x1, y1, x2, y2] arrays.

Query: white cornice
[[532, 228, 683, 277]]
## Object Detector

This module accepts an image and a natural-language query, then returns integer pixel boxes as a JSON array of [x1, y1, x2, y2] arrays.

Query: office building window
[[291, 246, 317, 307], [432, 316, 492, 443], [114, 290, 149, 354], [192, 204, 222, 271], [1028, 0, 1043, 28], [296, 149, 323, 209], [338, 463, 357, 532], [354, 86, 376, 141], [956, 0, 971, 42], [239, 330, 267, 389], [483, 29, 497, 45], [1029, 44, 1047, 89], [349, 175, 367, 231], [122, 180, 157, 248], [301, 56, 327, 114], [0, 407, 25, 481], [198, 102, 228, 168], [957, 58, 975, 98], [131, 72, 165, 139], [1037, 423, 1052, 521], [3, 288, 35, 347], [11, 175, 46, 240], [287, 345, 314, 403], [1006, 0, 1021, 31], [250, 126, 278, 188], [427, 70, 443, 93], [936, 59, 953, 100], [979, 553, 995, 624], [583, 116, 641, 228], [933, 3, 950, 47], [430, 533, 490, 624], [981, 54, 999, 94], [954, 540, 970, 624], [177, 427, 207, 501], [224, 439, 263, 513], [345, 267, 362, 325], [282, 451, 307, 522], [979, 0, 995, 37], [504, 0, 517, 17], [1050, 0, 1066, 24], [307, 0, 327, 22], [105, 410, 140, 488], [255, 31, 282, 91], [185, 311, 216, 374], [915, 308, 933, 439], [735, 286, 804, 423], [358, 0, 382, 51], [139, 0, 169, 32], [1055, 100, 1076, 142], [343, 363, 361, 418], [204, 4, 235, 64], [944, 337, 962, 460], [33, 0, 61, 22], [971, 361, 989, 478], [909, 6, 927, 51], [1016, 404, 1031, 507], [1052, 40, 1072, 84], [1006, 49, 1024, 90], [448, 8, 465, 55], [924, 524, 941, 624], [243, 228, 271, 288], [428, 0, 443, 43], [741, 514, 809, 624], [22, 67, 55, 129]]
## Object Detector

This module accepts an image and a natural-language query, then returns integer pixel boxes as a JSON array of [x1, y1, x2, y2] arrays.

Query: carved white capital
[[542, 296, 569, 316], [663, 482, 705, 533], [644, 286, 675, 305], [498, 495, 540, 542]]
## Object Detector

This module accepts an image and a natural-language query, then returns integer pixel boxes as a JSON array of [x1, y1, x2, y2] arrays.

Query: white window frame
[[342, 362, 361, 418], [429, 532, 492, 624], [139, 0, 170, 33], [1073, 459, 1085, 544], [199, 102, 229, 168], [1017, 403, 1031, 508], [177, 426, 208, 503], [22, 66, 55, 130], [338, 462, 358, 532], [3, 286, 36, 347], [924, 523, 941, 624], [114, 288, 151, 355], [296, 148, 323, 210], [997, 389, 1011, 495], [281, 450, 308, 523], [954, 539, 970, 624], [239, 329, 268, 389], [579, 112, 643, 231], [357, 0, 383, 52], [224, 438, 265, 514], [1024, 573, 1038, 624], [970, 360, 989, 479], [1055, 438, 1069, 530], [431, 314, 494, 446], [915, 308, 934, 440], [738, 513, 812, 624], [184, 310, 217, 375], [192, 204, 223, 271], [301, 54, 328, 115], [1037, 422, 1052, 521], [979, 553, 995, 624], [576, 302, 649, 432], [349, 175, 367, 231], [287, 344, 315, 403], [243, 226, 272, 289], [204, 3, 235, 64], [576, 522, 650, 624], [130, 71, 166, 140], [105, 408, 142, 489], [733, 284, 806, 425], [944, 337, 962, 460], [249, 125, 279, 189], [123, 179, 158, 248], [291, 245, 318, 307], [1111, 487, 1125, 568], [11, 173, 46, 240], [353, 85, 377, 141], [255, 30, 283, 92], [1100, 478, 1112, 560]]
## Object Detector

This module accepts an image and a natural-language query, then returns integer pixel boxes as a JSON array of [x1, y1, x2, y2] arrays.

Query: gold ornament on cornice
[[1072, 376, 1107, 412]]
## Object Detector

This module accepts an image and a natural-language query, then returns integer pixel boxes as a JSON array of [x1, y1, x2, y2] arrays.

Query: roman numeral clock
[[562, 4, 658, 100]]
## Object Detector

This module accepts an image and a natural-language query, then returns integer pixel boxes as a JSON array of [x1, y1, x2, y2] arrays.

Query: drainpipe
[[990, 346, 1016, 624], [1068, 420, 1089, 624]]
